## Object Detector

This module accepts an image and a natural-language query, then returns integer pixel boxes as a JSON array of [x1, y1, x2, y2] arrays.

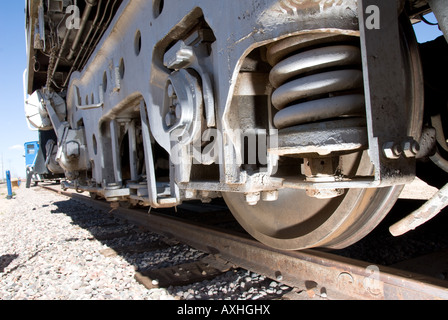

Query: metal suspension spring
[[267, 34, 366, 130]]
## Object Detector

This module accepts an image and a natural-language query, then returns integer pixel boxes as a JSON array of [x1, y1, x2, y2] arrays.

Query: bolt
[[165, 112, 175, 126], [245, 192, 260, 206], [174, 103, 182, 119], [184, 189, 196, 199], [382, 142, 402, 159], [163, 42, 194, 70], [167, 83, 176, 98], [201, 190, 212, 203], [261, 190, 279, 202], [401, 140, 420, 158], [201, 190, 211, 197]]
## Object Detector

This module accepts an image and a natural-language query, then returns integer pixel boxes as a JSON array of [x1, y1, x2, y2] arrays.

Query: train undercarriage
[[24, 0, 448, 250]]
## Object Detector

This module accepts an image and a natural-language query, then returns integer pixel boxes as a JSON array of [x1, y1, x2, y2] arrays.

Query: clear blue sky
[[0, 2, 444, 179], [0, 1, 38, 179]]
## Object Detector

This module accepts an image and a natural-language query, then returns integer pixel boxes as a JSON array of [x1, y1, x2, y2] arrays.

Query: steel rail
[[43, 185, 448, 300]]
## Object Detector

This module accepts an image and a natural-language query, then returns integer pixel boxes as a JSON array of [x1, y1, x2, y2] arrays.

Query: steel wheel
[[223, 15, 423, 250], [223, 152, 403, 250]]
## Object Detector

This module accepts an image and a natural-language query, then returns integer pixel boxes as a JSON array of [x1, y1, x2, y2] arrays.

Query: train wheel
[[223, 15, 423, 250], [223, 152, 402, 250]]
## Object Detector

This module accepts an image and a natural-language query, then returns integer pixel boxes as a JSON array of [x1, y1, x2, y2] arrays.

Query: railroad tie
[[99, 240, 172, 257], [134, 255, 236, 289]]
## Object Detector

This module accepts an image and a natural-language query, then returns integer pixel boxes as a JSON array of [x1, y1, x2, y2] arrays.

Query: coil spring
[[267, 34, 366, 130]]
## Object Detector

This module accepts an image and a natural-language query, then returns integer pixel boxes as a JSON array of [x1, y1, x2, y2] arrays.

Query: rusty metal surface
[[390, 182, 448, 236], [137, 213, 448, 300], [47, 186, 448, 300], [358, 0, 424, 187]]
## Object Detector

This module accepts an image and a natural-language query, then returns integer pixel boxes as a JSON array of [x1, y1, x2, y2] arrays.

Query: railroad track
[[41, 184, 448, 300]]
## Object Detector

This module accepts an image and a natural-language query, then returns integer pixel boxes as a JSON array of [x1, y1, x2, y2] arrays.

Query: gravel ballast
[[3, 179, 447, 301], [0, 184, 290, 300], [0, 184, 168, 300]]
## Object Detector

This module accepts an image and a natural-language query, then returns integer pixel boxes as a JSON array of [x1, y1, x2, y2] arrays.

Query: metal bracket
[[76, 85, 104, 110], [140, 100, 180, 208], [358, 0, 417, 187], [163, 34, 216, 128]]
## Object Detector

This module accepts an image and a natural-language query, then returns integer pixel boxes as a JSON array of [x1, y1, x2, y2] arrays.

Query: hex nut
[[184, 189, 196, 199], [245, 192, 260, 206], [401, 140, 420, 158], [382, 142, 402, 159], [261, 190, 279, 202]]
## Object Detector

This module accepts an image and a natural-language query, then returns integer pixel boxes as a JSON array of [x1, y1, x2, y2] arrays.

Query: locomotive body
[[24, 0, 448, 250]]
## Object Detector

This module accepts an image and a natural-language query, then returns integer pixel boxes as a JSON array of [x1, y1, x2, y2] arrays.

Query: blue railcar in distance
[[24, 140, 63, 188], [25, 141, 39, 169]]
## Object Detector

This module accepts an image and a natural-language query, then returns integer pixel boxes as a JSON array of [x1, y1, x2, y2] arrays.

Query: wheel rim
[[223, 152, 403, 250], [223, 15, 423, 250], [223, 188, 402, 250]]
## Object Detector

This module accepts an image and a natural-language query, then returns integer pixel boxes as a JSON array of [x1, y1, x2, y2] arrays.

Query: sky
[[0, 1, 444, 180]]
